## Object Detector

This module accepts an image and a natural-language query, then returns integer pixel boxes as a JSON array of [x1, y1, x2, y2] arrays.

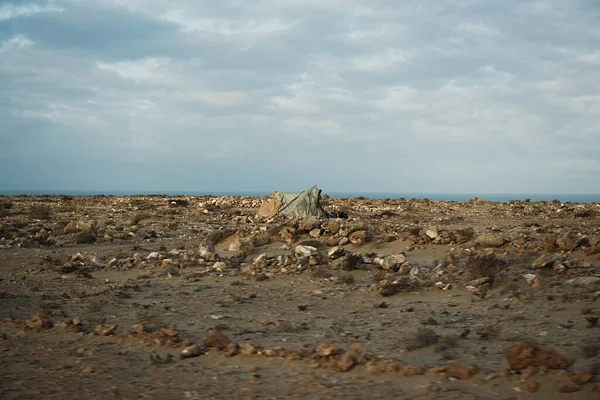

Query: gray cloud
[[1, 0, 599, 194]]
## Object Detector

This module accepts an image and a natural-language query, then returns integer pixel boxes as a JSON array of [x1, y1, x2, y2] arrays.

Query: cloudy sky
[[1, 0, 599, 194]]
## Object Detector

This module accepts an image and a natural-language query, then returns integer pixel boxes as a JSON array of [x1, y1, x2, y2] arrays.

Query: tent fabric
[[258, 185, 332, 219]]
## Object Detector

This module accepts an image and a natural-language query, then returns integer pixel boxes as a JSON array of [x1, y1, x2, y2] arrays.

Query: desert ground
[[0, 194, 599, 399]]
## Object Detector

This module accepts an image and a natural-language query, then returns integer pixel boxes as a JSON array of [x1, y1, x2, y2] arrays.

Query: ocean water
[[2, 190, 600, 203]]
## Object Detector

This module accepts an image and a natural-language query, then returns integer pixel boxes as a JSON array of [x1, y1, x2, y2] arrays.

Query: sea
[[1, 190, 600, 203]]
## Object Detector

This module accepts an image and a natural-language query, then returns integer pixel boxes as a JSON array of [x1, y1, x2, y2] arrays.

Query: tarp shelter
[[258, 185, 332, 219]]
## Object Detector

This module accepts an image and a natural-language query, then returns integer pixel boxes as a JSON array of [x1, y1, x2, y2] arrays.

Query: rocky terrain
[[0, 194, 599, 399]]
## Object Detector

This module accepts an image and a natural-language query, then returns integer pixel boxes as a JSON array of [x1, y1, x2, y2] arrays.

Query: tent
[[258, 185, 333, 219]]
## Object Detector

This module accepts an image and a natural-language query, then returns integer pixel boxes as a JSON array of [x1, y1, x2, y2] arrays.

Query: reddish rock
[[572, 370, 594, 385], [475, 234, 505, 248], [526, 379, 539, 393], [238, 343, 257, 356], [445, 361, 478, 380], [316, 343, 339, 357], [203, 330, 233, 350], [402, 365, 425, 377], [337, 353, 356, 372], [504, 341, 572, 370], [224, 343, 239, 357]]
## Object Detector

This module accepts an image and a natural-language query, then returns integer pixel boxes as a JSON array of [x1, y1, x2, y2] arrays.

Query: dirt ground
[[0, 194, 599, 399]]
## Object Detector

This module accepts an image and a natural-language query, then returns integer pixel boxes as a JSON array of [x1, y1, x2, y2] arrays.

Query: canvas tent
[[258, 185, 333, 219]]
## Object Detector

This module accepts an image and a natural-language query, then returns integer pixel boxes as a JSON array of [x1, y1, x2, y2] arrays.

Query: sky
[[1, 0, 599, 194]]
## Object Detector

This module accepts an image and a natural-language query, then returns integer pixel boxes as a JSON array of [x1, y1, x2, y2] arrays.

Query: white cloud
[[0, 1, 64, 20], [96, 57, 171, 81], [457, 23, 501, 36], [0, 35, 34, 55]]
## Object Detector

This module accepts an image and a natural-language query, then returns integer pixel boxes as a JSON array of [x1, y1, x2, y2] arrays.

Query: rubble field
[[0, 194, 599, 399]]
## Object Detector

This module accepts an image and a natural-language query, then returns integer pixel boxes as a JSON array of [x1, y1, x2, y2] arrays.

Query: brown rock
[[556, 233, 578, 251], [504, 340, 572, 370], [316, 343, 339, 357], [557, 381, 581, 393], [203, 330, 233, 350], [93, 324, 117, 336], [349, 230, 369, 244], [572, 370, 594, 385], [180, 344, 204, 359], [526, 379, 539, 393], [224, 342, 239, 357], [403, 365, 425, 377], [279, 226, 296, 243], [239, 343, 257, 356], [323, 220, 340, 235], [475, 234, 505, 248], [299, 216, 321, 231], [337, 353, 356, 372], [129, 324, 146, 335], [25, 315, 53, 331], [445, 361, 478, 380]]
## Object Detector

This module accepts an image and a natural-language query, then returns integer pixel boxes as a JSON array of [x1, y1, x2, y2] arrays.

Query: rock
[[468, 277, 491, 287], [572, 370, 594, 385], [212, 261, 227, 271], [531, 254, 565, 269], [315, 343, 339, 357], [504, 340, 572, 370], [278, 226, 296, 243], [327, 246, 346, 259], [445, 361, 478, 380], [523, 274, 541, 288], [323, 220, 340, 235], [239, 343, 257, 356], [199, 240, 216, 260], [338, 237, 349, 246], [337, 353, 356, 372], [130, 324, 146, 335], [299, 216, 321, 231], [203, 330, 233, 350], [228, 239, 251, 252], [381, 254, 406, 271], [556, 233, 578, 251], [349, 230, 369, 244], [25, 315, 53, 331], [147, 252, 161, 260], [426, 228, 438, 239], [557, 381, 581, 393], [63, 220, 93, 234], [180, 344, 204, 359], [402, 365, 425, 377], [475, 234, 505, 247], [295, 245, 318, 257], [93, 324, 117, 336], [564, 276, 600, 286], [526, 379, 539, 393], [309, 228, 322, 238]]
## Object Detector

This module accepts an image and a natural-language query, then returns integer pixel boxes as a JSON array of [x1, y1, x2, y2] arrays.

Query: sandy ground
[[0, 195, 599, 399]]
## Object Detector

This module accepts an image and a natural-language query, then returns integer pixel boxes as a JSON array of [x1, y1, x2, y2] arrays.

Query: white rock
[[295, 245, 318, 257], [147, 252, 161, 260], [426, 229, 439, 239]]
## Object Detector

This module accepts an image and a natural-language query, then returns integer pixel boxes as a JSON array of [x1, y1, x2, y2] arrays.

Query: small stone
[[309, 228, 322, 238], [475, 234, 505, 248], [239, 343, 257, 356], [564, 276, 600, 286], [338, 237, 349, 246], [315, 343, 339, 357], [147, 252, 161, 260], [403, 365, 425, 377], [526, 379, 539, 393], [381, 254, 406, 271], [556, 233, 578, 251], [295, 245, 318, 257], [349, 230, 369, 244], [445, 361, 478, 380], [504, 340, 572, 370], [25, 315, 53, 331], [337, 353, 356, 372], [93, 324, 117, 336], [572, 369, 594, 385], [323, 220, 340, 234], [129, 324, 146, 335], [198, 240, 216, 260], [426, 229, 438, 239], [327, 246, 346, 259], [203, 330, 233, 350], [180, 344, 203, 359], [299, 216, 321, 231], [557, 381, 581, 393]]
